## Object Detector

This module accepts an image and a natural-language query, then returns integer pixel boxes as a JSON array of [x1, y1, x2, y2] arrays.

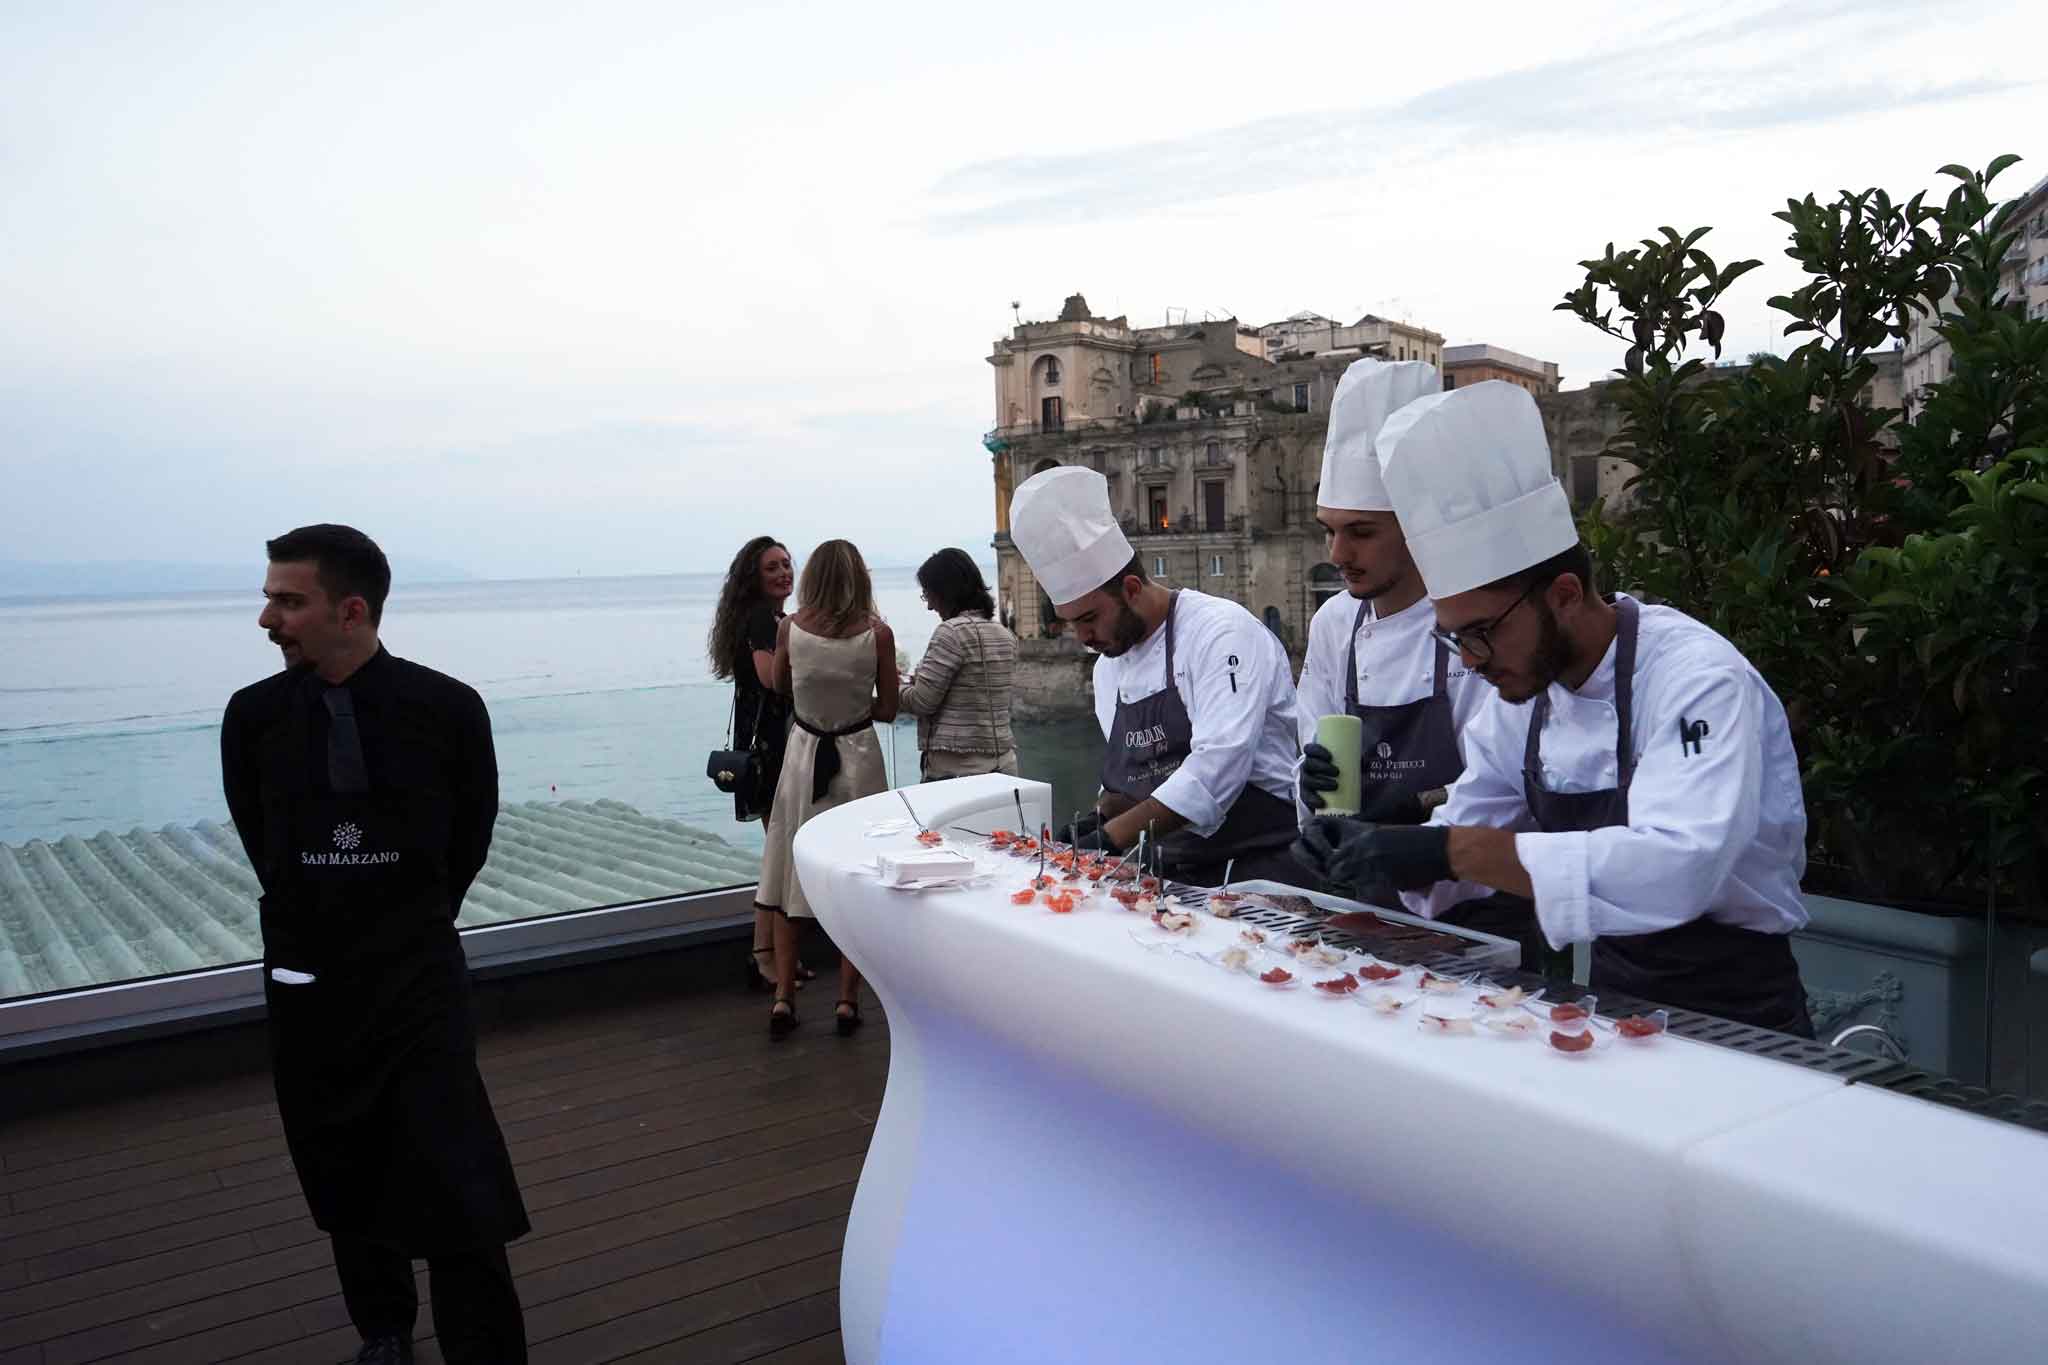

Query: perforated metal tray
[[1189, 880, 2048, 1136]]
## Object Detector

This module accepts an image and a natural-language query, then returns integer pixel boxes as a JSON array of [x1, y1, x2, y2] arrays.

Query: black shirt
[[221, 646, 498, 921], [733, 602, 789, 750]]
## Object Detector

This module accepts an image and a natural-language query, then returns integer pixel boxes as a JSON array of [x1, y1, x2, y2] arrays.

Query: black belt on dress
[[795, 712, 873, 802]]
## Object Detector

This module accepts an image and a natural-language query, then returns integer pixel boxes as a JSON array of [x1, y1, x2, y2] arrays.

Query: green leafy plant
[[1560, 155, 2046, 906]]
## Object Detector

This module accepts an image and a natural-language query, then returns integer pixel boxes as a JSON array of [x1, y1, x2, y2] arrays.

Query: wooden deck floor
[[0, 953, 885, 1364]]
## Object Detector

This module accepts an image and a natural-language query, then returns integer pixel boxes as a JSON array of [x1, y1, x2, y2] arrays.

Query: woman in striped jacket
[[901, 549, 1018, 779]]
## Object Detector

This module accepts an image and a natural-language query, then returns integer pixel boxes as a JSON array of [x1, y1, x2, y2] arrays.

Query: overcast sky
[[3, 0, 2041, 581]]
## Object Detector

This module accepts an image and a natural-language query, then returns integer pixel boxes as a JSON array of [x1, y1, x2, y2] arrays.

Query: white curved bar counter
[[794, 774, 2048, 1365]]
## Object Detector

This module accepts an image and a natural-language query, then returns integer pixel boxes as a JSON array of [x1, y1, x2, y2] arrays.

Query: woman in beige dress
[[757, 540, 898, 1038]]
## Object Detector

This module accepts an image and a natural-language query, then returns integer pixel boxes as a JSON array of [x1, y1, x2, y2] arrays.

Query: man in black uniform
[[221, 524, 528, 1365]]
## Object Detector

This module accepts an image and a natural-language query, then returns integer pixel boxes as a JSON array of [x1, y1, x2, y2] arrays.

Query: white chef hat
[[1316, 358, 1440, 511], [1009, 465, 1136, 607], [1374, 380, 1579, 598]]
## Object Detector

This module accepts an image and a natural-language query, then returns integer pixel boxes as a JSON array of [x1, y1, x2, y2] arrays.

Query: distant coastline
[[0, 558, 479, 600], [0, 553, 987, 601]]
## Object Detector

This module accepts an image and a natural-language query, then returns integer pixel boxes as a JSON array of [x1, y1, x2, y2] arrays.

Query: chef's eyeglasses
[[1429, 581, 1538, 663]]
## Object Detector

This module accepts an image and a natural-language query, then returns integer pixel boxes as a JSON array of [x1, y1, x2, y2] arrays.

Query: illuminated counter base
[[794, 775, 2048, 1365]]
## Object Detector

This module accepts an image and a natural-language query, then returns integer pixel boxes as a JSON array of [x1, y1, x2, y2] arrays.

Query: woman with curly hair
[[707, 535, 811, 992], [757, 539, 898, 1038]]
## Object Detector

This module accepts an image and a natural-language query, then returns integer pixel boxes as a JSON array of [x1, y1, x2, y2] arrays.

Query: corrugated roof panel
[[0, 801, 758, 999]]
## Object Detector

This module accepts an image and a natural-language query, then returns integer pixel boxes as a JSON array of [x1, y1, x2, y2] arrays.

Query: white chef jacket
[[1092, 589, 1301, 837], [1403, 596, 1809, 950], [1293, 591, 1493, 823]]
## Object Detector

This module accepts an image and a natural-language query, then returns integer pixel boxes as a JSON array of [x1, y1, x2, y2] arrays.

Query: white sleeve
[[1516, 666, 1762, 948], [1400, 694, 1534, 919], [1154, 613, 1279, 836], [1295, 614, 1345, 749], [1091, 655, 1116, 740]]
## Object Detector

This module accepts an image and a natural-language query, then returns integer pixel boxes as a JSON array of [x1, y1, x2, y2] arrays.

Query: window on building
[[1202, 481, 1226, 531], [1043, 357, 1061, 385], [1148, 487, 1169, 530], [1209, 553, 1225, 577], [1293, 382, 1309, 411], [1149, 445, 1165, 466], [1153, 555, 1168, 578], [1310, 562, 1344, 608], [1444, 375, 1457, 389], [1204, 441, 1220, 465], [1150, 353, 1164, 385], [1041, 396, 1064, 432]]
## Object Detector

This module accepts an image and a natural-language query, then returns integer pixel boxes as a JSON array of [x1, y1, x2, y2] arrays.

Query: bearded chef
[[1010, 465, 1305, 886], [1293, 382, 1814, 1035]]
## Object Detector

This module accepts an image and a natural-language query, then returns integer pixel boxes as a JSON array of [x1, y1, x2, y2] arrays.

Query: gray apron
[[1345, 597, 1465, 821], [1325, 597, 1473, 906], [1522, 597, 1812, 1036], [1101, 592, 1301, 887]]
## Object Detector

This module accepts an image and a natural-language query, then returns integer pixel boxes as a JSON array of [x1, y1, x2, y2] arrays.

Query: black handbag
[[706, 691, 771, 806]]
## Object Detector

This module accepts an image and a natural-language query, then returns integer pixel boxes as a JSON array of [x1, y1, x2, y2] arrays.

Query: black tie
[[323, 687, 371, 794]]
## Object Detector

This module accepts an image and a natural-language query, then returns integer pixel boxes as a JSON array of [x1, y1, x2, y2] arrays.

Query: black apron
[[1522, 597, 1813, 1036], [1344, 596, 1465, 822], [258, 675, 529, 1255], [1101, 592, 1301, 887]]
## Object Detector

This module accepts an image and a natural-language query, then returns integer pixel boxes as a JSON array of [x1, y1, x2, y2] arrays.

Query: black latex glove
[[1291, 813, 1372, 881], [1298, 741, 1340, 811], [1060, 811, 1123, 853], [1362, 788, 1427, 826], [1297, 816, 1452, 892]]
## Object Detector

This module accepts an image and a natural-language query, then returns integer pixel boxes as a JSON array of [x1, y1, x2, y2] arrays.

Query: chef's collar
[[1362, 593, 1435, 627], [1553, 595, 1632, 703]]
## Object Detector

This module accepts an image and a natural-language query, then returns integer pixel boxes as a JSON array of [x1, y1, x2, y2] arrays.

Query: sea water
[[0, 569, 1105, 852]]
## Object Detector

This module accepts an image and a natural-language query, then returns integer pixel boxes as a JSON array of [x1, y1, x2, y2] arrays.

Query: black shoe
[[353, 1337, 414, 1365], [835, 998, 863, 1037], [769, 995, 798, 1040]]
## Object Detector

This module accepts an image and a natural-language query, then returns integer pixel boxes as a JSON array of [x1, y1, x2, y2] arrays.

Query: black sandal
[[834, 998, 863, 1037], [769, 995, 798, 1039]]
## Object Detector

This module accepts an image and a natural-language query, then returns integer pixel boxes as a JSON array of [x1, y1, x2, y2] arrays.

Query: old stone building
[[1903, 172, 2048, 411], [1537, 348, 1905, 520], [1444, 343, 1561, 395], [987, 294, 1436, 713]]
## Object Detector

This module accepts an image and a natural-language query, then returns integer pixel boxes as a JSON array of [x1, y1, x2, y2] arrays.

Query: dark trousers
[[332, 1236, 527, 1364]]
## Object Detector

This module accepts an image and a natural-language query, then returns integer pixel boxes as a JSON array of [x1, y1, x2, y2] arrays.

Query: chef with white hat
[[1292, 381, 1814, 1035], [1295, 359, 1492, 826], [1010, 465, 1304, 886]]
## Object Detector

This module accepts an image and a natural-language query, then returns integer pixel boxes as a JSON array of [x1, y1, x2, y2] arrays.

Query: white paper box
[[875, 847, 978, 887]]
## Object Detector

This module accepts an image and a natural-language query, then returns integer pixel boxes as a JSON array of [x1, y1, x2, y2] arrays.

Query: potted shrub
[[1558, 155, 2046, 1078]]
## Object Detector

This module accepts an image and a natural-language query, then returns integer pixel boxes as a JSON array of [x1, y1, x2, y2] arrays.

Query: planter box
[[1792, 892, 1986, 1079]]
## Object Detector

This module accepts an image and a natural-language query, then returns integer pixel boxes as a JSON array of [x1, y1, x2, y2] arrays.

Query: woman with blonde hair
[[757, 539, 898, 1038]]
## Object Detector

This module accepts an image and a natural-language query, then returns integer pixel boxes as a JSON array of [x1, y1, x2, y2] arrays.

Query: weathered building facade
[[1444, 342, 1562, 395], [988, 295, 1417, 714]]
